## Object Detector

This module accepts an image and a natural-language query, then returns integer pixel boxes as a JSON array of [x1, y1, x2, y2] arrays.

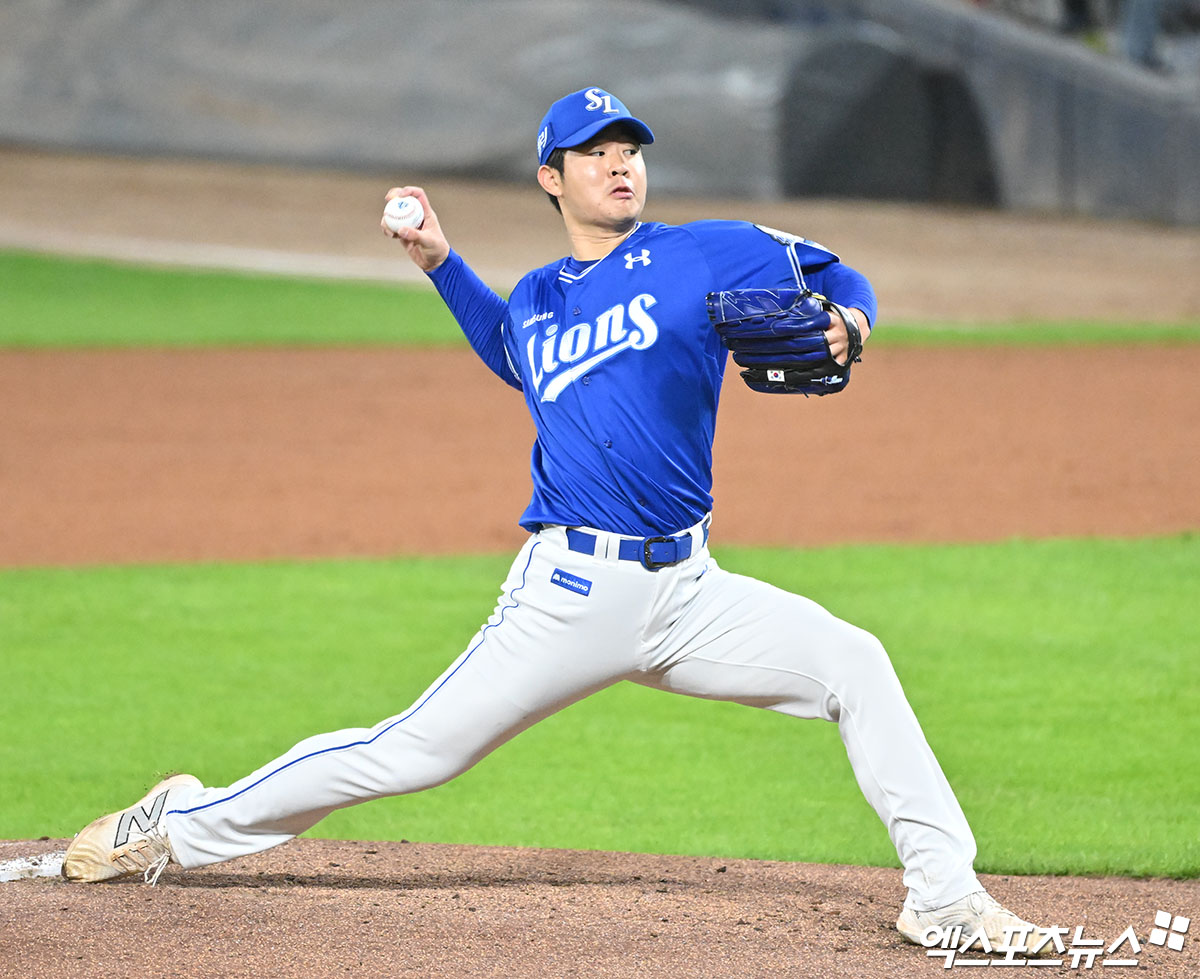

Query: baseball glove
[[705, 288, 863, 395]]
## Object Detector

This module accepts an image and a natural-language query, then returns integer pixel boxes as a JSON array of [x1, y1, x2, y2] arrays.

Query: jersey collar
[[557, 222, 644, 284]]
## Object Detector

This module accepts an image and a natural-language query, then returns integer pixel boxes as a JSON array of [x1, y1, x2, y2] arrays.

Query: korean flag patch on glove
[[705, 288, 863, 396]]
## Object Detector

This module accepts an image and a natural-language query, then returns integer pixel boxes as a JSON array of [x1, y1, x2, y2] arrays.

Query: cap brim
[[558, 117, 655, 154]]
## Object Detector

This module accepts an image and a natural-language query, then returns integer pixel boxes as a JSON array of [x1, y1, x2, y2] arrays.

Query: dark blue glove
[[705, 288, 862, 396]]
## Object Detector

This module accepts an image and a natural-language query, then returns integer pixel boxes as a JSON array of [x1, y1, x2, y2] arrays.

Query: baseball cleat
[[62, 773, 200, 884], [897, 889, 1051, 955]]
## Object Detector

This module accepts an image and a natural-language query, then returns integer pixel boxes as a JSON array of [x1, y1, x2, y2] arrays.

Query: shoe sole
[[896, 906, 1052, 957], [62, 773, 200, 882], [896, 908, 934, 946]]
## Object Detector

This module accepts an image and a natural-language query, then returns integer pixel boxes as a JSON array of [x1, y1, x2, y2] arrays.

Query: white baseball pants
[[164, 519, 980, 910]]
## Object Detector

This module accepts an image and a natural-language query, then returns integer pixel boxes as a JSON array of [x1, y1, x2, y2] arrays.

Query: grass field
[[3, 537, 1197, 878], [3, 250, 1199, 348], [3, 249, 1197, 880]]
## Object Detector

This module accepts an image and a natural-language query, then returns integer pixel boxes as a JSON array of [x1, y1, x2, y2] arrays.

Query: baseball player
[[63, 86, 1047, 955]]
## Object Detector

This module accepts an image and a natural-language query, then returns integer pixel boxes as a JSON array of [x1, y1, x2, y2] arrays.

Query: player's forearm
[[809, 261, 878, 331], [426, 250, 520, 388]]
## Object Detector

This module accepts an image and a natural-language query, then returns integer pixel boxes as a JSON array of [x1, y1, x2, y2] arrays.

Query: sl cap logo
[[584, 88, 619, 114], [624, 248, 651, 269]]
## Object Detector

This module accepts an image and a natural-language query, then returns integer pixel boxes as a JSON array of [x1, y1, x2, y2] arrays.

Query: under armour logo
[[624, 249, 651, 269]]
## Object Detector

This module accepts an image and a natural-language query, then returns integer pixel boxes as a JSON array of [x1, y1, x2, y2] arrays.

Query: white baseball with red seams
[[382, 196, 424, 233]]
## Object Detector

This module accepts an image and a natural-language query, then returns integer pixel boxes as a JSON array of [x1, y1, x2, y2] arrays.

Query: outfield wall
[[802, 0, 1200, 225], [1, 0, 1197, 223], [0, 0, 798, 198]]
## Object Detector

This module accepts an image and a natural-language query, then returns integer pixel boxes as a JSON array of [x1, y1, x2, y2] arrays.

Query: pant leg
[[165, 536, 647, 868], [637, 558, 980, 911]]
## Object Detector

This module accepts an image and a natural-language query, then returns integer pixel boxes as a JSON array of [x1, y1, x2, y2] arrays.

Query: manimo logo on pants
[[550, 569, 592, 596], [527, 294, 659, 403]]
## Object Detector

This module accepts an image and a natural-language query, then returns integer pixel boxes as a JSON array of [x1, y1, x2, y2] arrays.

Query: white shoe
[[897, 889, 1048, 955], [62, 774, 200, 884]]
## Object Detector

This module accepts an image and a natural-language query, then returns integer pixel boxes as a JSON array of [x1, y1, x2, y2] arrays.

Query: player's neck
[[564, 219, 640, 262]]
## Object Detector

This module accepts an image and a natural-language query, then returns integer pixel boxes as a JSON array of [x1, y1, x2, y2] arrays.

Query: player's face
[[554, 133, 647, 233]]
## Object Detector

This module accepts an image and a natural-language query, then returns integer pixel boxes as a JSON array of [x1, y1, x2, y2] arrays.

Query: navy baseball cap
[[536, 87, 655, 166]]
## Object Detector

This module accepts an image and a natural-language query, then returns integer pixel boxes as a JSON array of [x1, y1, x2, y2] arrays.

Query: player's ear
[[537, 164, 563, 200]]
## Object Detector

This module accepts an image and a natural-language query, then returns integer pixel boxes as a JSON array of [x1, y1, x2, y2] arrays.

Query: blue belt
[[565, 521, 709, 572]]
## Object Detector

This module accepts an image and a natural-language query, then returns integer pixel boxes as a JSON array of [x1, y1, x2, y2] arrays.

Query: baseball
[[383, 195, 424, 233]]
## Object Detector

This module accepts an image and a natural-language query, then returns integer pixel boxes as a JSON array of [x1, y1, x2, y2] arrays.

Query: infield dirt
[[0, 148, 1197, 978]]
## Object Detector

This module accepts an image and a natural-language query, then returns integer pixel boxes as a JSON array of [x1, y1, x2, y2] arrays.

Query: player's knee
[[828, 626, 900, 701], [856, 628, 891, 670], [856, 629, 895, 677]]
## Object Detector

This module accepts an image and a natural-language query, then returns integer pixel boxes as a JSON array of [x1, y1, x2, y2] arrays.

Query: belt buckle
[[641, 535, 677, 572]]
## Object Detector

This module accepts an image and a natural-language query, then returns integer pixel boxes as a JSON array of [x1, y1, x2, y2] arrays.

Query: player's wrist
[[422, 247, 458, 279], [852, 308, 871, 342]]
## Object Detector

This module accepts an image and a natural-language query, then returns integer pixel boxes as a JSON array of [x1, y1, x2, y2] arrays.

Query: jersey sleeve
[[684, 220, 877, 327], [804, 260, 878, 328], [425, 250, 522, 390]]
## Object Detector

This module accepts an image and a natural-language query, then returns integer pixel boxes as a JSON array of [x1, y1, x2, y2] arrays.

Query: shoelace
[[143, 851, 170, 886], [112, 826, 173, 885], [980, 894, 1026, 923]]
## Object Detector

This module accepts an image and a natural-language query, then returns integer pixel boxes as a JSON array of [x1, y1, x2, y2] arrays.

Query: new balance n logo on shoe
[[113, 789, 169, 847]]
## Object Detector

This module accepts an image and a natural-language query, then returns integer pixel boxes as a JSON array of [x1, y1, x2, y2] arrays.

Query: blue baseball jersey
[[429, 219, 877, 537]]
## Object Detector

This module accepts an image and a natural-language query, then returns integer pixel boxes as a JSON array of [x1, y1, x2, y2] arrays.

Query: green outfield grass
[[3, 535, 1197, 878], [0, 250, 459, 347], [3, 250, 1198, 348]]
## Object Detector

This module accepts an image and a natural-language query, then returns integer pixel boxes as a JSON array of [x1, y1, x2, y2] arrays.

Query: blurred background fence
[[1, 0, 1197, 223]]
